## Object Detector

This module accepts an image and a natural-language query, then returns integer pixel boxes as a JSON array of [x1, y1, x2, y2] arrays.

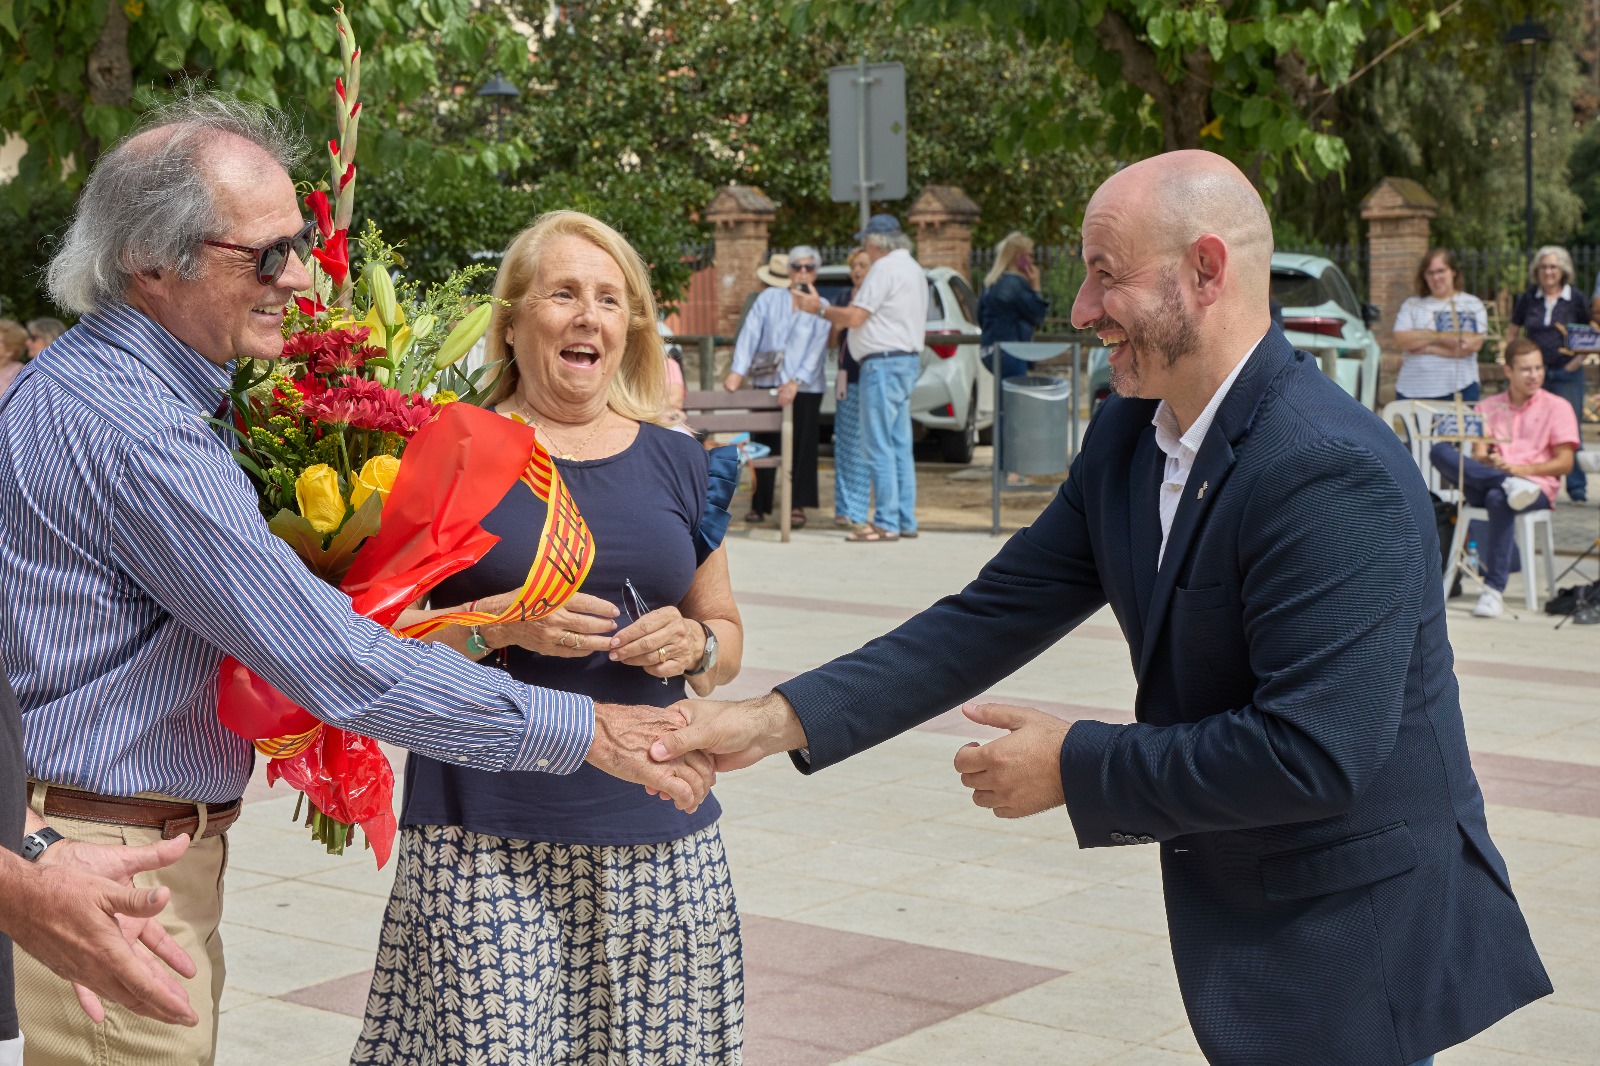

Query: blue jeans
[[1396, 382, 1480, 402], [1431, 443, 1551, 592], [1544, 368, 1587, 499], [860, 354, 920, 534], [832, 380, 870, 524]]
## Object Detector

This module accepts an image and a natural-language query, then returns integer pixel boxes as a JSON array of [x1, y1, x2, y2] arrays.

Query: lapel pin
[[1196, 480, 1208, 500]]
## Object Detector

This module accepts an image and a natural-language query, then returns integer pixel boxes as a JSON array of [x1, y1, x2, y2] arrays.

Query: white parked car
[[811, 263, 993, 463], [1271, 252, 1383, 410]]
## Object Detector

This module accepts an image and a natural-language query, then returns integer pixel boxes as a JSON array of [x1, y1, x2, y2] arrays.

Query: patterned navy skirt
[[351, 823, 744, 1065]]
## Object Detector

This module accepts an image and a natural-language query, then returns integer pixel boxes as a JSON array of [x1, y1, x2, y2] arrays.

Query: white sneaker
[[1577, 451, 1600, 475], [1502, 476, 1542, 512], [1472, 589, 1504, 618]]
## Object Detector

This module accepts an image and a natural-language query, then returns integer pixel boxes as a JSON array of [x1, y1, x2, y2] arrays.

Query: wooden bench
[[683, 389, 794, 542]]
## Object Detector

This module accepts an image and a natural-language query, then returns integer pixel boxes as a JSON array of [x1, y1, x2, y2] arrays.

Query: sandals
[[744, 510, 767, 524], [790, 509, 807, 529], [845, 524, 899, 543]]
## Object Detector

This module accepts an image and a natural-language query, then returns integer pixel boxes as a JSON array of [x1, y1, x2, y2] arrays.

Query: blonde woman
[[978, 231, 1049, 482], [354, 211, 746, 1065], [832, 246, 873, 527]]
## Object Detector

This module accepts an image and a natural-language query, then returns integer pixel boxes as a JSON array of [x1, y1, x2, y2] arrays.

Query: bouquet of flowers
[[215, 5, 596, 865]]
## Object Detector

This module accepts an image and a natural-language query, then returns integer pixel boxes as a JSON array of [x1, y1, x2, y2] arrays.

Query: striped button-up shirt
[[0, 305, 593, 803]]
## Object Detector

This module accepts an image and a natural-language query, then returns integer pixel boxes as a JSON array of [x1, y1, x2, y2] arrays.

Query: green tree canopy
[[0, 0, 532, 200], [786, 0, 1463, 191]]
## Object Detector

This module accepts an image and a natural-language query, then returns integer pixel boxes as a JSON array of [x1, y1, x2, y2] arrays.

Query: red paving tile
[[741, 914, 1061, 1063], [1455, 658, 1600, 690], [1474, 752, 1600, 819], [278, 968, 373, 1017]]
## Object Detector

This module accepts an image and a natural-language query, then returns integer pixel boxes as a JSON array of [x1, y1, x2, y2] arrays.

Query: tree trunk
[[1093, 7, 1209, 153], [84, 0, 134, 165]]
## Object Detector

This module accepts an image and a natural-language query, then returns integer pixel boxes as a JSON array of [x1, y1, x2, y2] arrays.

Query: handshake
[[589, 691, 1075, 819]]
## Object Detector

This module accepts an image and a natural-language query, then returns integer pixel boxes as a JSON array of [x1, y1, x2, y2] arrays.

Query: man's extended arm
[[0, 838, 197, 1026], [108, 422, 708, 809]]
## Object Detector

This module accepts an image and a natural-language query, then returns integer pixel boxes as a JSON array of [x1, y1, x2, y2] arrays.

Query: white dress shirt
[[1151, 335, 1265, 566]]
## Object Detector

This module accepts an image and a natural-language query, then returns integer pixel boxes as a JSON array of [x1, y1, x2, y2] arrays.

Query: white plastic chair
[[1381, 400, 1556, 609]]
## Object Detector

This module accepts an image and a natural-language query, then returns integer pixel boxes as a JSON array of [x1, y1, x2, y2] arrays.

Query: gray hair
[[787, 244, 820, 267], [1528, 245, 1576, 288], [47, 92, 303, 315], [865, 231, 914, 254]]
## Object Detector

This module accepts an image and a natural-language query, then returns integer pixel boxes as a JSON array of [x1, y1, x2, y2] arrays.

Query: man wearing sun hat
[[791, 215, 927, 542], [726, 246, 830, 527]]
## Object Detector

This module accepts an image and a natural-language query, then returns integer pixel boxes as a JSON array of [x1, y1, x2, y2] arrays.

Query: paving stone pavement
[[214, 524, 1600, 1065]]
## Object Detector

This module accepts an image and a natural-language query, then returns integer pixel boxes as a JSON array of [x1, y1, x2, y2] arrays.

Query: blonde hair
[[485, 210, 666, 422], [1528, 245, 1576, 288], [984, 231, 1034, 288], [0, 320, 26, 363]]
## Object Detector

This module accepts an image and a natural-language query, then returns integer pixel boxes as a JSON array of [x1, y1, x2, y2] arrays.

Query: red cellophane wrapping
[[217, 404, 545, 867]]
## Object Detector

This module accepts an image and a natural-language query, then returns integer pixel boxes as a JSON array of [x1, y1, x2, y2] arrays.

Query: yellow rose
[[294, 464, 346, 534], [350, 454, 401, 513]]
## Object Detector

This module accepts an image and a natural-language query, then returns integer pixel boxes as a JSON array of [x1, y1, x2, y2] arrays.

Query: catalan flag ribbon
[[217, 402, 595, 867]]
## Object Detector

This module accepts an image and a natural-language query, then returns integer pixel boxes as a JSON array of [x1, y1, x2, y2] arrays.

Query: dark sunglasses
[[620, 579, 670, 684], [789, 263, 818, 273], [203, 219, 317, 286]]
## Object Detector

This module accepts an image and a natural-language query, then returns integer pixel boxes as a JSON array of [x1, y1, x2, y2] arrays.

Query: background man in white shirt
[[792, 215, 928, 542]]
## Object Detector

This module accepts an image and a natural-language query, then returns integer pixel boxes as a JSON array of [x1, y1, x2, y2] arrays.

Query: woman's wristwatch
[[684, 621, 718, 677]]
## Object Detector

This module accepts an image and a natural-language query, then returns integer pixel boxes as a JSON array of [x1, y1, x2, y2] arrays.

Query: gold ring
[[560, 632, 577, 648], [658, 647, 668, 664]]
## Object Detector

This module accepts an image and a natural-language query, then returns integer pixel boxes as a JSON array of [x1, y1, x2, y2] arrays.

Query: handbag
[[747, 349, 786, 389]]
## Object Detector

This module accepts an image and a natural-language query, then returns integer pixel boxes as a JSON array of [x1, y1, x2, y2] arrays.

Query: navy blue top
[[0, 674, 21, 1040], [401, 422, 723, 845], [979, 273, 1050, 346], [1510, 284, 1590, 370]]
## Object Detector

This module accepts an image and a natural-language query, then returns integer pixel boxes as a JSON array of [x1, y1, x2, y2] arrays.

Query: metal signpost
[[827, 59, 907, 230]]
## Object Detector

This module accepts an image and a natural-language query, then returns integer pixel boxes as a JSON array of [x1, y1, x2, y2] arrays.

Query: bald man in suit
[[653, 151, 1550, 1065]]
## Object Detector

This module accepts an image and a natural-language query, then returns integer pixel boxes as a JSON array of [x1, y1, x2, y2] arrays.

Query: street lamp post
[[476, 73, 520, 144], [1502, 8, 1551, 254]]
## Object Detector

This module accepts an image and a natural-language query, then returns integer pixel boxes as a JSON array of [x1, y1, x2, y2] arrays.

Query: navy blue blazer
[[776, 326, 1550, 1065]]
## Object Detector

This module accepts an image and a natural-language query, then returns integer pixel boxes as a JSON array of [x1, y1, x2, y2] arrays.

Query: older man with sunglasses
[[0, 95, 712, 1066]]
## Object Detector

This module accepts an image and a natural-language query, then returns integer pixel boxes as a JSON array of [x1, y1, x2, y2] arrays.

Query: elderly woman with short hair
[[725, 243, 830, 527], [353, 210, 746, 1066], [1506, 244, 1590, 502], [24, 318, 67, 360]]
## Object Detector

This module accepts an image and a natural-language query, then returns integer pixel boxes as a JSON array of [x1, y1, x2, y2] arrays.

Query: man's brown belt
[[26, 783, 241, 840]]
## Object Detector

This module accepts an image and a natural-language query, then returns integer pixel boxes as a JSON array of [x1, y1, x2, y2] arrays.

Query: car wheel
[[940, 389, 979, 464]]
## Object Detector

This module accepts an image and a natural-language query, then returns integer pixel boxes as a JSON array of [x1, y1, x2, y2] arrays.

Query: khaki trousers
[[14, 806, 227, 1066]]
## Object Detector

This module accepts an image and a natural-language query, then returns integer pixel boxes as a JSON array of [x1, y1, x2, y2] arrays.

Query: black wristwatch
[[21, 826, 64, 862], [684, 621, 718, 677]]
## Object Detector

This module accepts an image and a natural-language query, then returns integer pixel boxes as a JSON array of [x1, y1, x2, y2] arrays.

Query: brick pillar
[[1360, 178, 1437, 400], [908, 186, 981, 280], [704, 185, 776, 340]]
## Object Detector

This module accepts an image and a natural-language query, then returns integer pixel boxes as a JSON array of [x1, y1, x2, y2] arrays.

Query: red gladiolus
[[312, 228, 349, 288], [295, 295, 327, 316], [305, 190, 334, 239], [337, 162, 356, 192], [335, 76, 346, 102]]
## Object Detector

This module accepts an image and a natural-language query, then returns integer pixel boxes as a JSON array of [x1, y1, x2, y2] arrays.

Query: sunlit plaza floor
[[214, 519, 1600, 1065]]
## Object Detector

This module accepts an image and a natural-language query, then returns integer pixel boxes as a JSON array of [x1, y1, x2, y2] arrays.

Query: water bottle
[[1464, 540, 1480, 576]]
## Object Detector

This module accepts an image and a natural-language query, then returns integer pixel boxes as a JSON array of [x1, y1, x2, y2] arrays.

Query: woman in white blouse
[[1391, 248, 1487, 401]]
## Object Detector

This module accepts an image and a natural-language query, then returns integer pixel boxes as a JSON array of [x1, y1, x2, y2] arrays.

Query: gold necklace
[[518, 405, 605, 460]]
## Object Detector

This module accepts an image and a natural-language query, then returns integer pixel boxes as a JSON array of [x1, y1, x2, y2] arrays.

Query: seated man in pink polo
[[1431, 338, 1579, 617]]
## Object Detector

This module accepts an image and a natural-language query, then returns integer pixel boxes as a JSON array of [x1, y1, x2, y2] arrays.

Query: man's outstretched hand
[[0, 835, 198, 1027], [589, 702, 717, 811], [649, 692, 809, 772], [954, 703, 1070, 818]]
